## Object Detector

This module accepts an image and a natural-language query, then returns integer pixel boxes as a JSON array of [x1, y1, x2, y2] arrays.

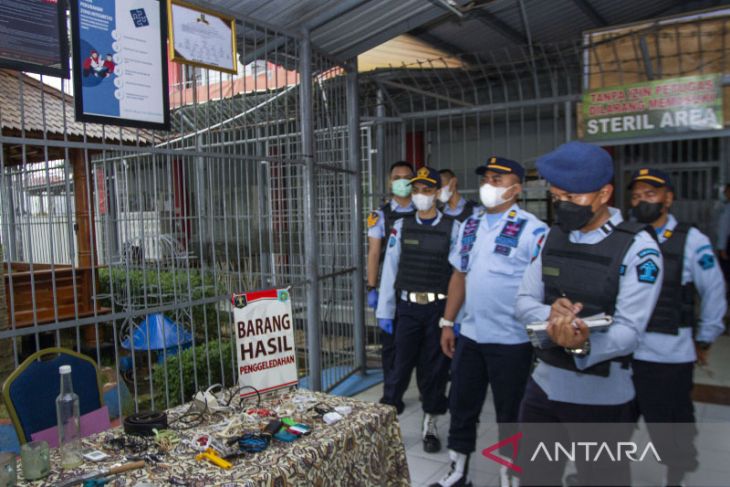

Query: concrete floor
[[355, 373, 730, 487]]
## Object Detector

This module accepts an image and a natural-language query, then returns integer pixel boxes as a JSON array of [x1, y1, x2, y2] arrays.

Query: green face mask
[[391, 178, 412, 198]]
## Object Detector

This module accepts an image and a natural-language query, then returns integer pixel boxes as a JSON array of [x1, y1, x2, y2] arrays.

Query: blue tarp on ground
[[299, 367, 383, 397], [120, 313, 192, 351]]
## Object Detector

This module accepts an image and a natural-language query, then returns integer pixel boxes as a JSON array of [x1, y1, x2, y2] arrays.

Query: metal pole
[[346, 59, 366, 375], [300, 30, 322, 391], [564, 100, 573, 142], [3, 178, 18, 261], [375, 88, 386, 198]]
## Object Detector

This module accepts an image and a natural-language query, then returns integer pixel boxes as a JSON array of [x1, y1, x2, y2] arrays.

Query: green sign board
[[582, 74, 723, 141]]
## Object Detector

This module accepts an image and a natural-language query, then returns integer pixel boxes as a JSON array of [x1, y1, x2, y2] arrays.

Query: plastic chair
[[1, 347, 104, 444]]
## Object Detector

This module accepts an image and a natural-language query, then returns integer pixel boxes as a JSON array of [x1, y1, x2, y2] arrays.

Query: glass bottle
[[56, 365, 82, 469]]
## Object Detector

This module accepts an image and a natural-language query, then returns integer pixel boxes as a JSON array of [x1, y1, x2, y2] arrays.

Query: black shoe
[[422, 413, 442, 453], [423, 433, 441, 453]]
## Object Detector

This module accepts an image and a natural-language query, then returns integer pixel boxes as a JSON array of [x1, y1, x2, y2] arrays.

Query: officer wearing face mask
[[376, 166, 460, 453], [628, 168, 726, 487], [367, 161, 416, 401], [438, 169, 479, 222], [430, 157, 547, 487], [515, 142, 663, 487]]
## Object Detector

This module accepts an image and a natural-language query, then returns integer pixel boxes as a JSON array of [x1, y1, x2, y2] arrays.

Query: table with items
[[18, 388, 410, 486]]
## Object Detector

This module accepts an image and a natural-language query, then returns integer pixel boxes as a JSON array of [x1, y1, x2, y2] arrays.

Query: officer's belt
[[399, 290, 447, 304]]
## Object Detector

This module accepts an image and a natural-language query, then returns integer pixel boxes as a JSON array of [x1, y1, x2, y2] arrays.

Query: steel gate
[[0, 18, 365, 415]]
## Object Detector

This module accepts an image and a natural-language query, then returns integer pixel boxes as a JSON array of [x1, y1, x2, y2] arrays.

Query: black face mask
[[553, 200, 595, 232], [631, 201, 664, 224]]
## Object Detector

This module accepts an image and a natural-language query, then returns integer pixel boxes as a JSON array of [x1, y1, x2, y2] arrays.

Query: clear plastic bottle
[[56, 365, 83, 469]]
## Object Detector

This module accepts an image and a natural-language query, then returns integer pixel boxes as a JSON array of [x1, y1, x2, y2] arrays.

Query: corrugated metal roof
[[196, 0, 730, 61], [414, 0, 729, 56], [200, 0, 447, 60]]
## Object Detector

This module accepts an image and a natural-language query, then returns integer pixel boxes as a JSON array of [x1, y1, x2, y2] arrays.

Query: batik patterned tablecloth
[[18, 389, 410, 487]]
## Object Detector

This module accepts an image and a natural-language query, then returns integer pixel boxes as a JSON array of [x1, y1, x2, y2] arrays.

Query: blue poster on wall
[[70, 0, 170, 130]]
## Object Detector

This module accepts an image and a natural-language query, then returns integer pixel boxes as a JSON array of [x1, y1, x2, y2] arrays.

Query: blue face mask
[[391, 178, 412, 198]]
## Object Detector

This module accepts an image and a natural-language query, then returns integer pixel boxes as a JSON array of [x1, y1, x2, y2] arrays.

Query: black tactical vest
[[646, 222, 696, 335], [380, 203, 416, 262], [536, 221, 652, 377], [445, 200, 479, 223], [394, 215, 453, 294]]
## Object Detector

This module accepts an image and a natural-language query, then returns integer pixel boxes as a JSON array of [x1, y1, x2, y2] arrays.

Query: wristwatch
[[565, 338, 590, 357], [439, 317, 454, 329], [366, 285, 376, 292], [696, 341, 711, 351]]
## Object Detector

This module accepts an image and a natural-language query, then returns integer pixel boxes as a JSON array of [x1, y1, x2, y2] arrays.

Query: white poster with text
[[233, 288, 298, 397]]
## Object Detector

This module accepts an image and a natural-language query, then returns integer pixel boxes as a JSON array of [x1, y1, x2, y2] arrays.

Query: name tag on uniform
[[542, 266, 560, 277], [403, 239, 419, 245], [494, 244, 512, 256]]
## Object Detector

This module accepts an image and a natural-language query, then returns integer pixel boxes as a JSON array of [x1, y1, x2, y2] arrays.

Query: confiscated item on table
[[55, 460, 146, 487], [195, 448, 232, 469]]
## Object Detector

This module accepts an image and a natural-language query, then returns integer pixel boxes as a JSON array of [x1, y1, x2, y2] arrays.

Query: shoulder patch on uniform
[[367, 211, 379, 228], [638, 248, 660, 258], [636, 259, 659, 284], [696, 244, 712, 254], [531, 234, 546, 262], [388, 235, 397, 248], [698, 254, 715, 270], [532, 227, 546, 236]]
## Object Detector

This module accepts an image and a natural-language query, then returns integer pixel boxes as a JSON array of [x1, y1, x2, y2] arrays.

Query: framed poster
[[70, 0, 170, 130], [168, 0, 237, 74], [0, 0, 70, 78]]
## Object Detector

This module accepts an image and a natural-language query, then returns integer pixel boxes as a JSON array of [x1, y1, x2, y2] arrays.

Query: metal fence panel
[[0, 16, 362, 417]]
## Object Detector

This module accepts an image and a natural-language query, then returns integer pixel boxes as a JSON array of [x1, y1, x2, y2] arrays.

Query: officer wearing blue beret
[[515, 141, 663, 486], [366, 161, 416, 403], [430, 157, 547, 487], [628, 168, 726, 487], [376, 166, 460, 453]]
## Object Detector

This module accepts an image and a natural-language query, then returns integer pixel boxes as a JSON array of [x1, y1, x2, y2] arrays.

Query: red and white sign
[[232, 288, 298, 396]]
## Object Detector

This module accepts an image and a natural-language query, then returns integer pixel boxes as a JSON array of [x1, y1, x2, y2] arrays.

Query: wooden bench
[[4, 263, 110, 328]]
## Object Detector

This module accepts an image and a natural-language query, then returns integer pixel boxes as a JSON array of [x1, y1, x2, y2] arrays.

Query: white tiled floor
[[354, 374, 730, 487], [355, 377, 503, 487]]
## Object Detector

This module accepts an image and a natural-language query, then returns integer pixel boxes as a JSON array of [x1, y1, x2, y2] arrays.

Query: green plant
[[97, 267, 226, 336], [151, 339, 237, 408]]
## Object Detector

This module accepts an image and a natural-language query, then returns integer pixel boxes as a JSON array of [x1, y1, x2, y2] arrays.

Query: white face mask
[[412, 193, 436, 211], [437, 186, 453, 204], [480, 183, 515, 209]]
